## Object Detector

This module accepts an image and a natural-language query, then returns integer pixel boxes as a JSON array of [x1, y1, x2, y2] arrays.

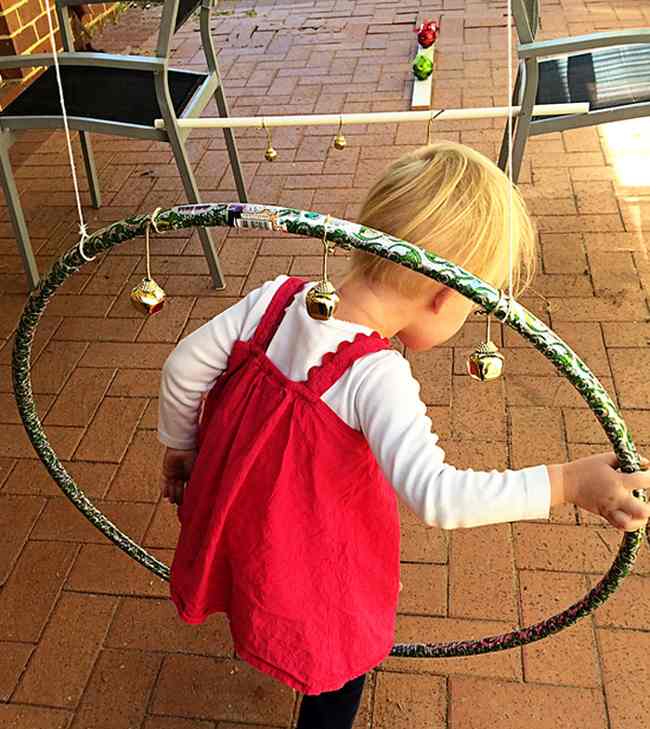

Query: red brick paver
[[1, 1, 650, 727]]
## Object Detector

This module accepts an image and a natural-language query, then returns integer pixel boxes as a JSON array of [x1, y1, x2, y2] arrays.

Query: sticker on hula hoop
[[11, 202, 648, 662], [176, 203, 214, 214], [228, 203, 281, 231]]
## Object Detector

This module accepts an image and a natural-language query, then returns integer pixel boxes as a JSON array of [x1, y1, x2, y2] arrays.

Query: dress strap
[[307, 331, 391, 397], [252, 277, 307, 351]]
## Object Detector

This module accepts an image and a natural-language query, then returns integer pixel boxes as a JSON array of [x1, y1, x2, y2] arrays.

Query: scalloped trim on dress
[[306, 329, 391, 385]]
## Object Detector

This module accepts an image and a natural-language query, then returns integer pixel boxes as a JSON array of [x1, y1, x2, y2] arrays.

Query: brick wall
[[0, 0, 118, 109]]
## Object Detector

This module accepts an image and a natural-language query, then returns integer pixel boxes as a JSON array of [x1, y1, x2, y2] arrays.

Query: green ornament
[[412, 53, 434, 81]]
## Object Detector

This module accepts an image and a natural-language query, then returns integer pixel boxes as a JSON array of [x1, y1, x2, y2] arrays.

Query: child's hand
[[161, 447, 196, 506], [555, 452, 650, 531]]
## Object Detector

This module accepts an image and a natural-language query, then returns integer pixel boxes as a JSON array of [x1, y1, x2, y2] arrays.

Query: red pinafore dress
[[170, 277, 401, 695]]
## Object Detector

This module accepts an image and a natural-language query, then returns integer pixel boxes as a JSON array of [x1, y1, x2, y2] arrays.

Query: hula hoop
[[12, 202, 648, 659]]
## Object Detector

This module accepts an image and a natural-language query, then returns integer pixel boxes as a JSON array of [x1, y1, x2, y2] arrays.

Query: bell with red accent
[[415, 19, 439, 49], [130, 277, 166, 315]]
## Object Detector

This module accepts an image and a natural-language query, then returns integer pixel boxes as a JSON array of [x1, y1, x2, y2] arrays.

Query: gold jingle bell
[[262, 118, 278, 161], [333, 116, 347, 150], [467, 340, 504, 382], [333, 133, 347, 150], [306, 280, 340, 321], [130, 277, 166, 315]]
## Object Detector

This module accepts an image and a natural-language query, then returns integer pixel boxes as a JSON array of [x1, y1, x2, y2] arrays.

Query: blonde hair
[[349, 141, 536, 297]]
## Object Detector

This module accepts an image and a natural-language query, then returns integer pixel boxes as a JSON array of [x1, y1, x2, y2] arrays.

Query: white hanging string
[[482, 2, 515, 340], [44, 0, 94, 261], [506, 0, 514, 311]]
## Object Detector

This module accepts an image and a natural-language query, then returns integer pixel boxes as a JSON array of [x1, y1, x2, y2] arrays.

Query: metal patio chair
[[0, 0, 247, 290], [498, 0, 650, 182]]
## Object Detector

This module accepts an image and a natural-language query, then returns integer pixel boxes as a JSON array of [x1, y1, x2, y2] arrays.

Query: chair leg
[[498, 66, 523, 173], [510, 61, 539, 185], [498, 118, 516, 172], [497, 96, 517, 172], [199, 2, 248, 204], [499, 116, 529, 183], [500, 62, 535, 185], [510, 119, 530, 185], [214, 84, 248, 203], [170, 135, 225, 290], [79, 131, 102, 209], [0, 133, 39, 290]]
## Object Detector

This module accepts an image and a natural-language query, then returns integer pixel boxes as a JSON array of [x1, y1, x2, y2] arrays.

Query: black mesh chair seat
[[499, 1, 650, 184], [1, 0, 246, 292], [175, 0, 201, 32], [0, 65, 205, 127], [535, 44, 650, 116]]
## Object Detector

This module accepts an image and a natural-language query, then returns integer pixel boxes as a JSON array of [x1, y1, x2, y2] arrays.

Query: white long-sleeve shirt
[[158, 275, 551, 529]]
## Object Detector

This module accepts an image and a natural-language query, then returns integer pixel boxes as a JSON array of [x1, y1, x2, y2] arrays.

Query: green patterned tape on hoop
[[11, 202, 648, 659]]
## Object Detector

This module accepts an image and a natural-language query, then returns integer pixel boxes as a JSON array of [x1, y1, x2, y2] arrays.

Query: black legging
[[296, 674, 366, 729]]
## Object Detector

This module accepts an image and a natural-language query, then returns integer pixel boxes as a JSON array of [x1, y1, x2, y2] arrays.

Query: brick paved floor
[[1, 0, 650, 727]]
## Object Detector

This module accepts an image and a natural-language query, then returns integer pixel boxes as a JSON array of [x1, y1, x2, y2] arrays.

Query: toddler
[[158, 142, 650, 728]]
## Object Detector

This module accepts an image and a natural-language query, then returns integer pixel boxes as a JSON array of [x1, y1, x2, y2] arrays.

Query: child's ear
[[430, 285, 454, 314]]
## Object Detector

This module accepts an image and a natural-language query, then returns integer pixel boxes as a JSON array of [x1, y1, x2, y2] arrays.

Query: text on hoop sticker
[[234, 209, 280, 231]]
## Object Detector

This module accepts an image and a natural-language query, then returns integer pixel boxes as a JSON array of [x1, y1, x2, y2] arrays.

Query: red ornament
[[414, 19, 440, 48]]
